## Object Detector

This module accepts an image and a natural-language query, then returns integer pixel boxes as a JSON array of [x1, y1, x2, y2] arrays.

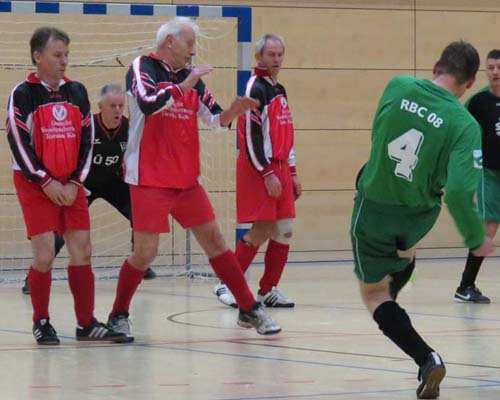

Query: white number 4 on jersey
[[388, 129, 424, 182]]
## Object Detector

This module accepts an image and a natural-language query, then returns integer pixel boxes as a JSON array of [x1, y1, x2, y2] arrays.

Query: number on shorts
[[387, 129, 424, 182]]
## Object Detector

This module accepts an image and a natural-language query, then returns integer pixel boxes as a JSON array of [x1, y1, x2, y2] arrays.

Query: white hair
[[156, 17, 200, 46], [255, 33, 285, 55], [100, 83, 124, 100]]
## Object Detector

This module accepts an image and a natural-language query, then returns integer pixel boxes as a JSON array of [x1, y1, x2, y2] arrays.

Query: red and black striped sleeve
[[128, 56, 183, 115], [6, 83, 52, 186], [242, 78, 273, 176]]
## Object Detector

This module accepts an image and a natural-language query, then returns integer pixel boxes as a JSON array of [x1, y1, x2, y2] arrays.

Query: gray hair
[[100, 83, 124, 100], [255, 33, 285, 55], [156, 17, 200, 46]]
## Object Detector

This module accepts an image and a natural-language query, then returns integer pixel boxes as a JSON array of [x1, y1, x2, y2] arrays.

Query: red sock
[[68, 265, 94, 327], [29, 266, 51, 322], [110, 259, 145, 317], [235, 239, 258, 273], [210, 250, 255, 311], [259, 240, 290, 294]]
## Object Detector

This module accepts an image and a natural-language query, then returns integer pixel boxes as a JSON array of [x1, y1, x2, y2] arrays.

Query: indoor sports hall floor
[[0, 259, 499, 400]]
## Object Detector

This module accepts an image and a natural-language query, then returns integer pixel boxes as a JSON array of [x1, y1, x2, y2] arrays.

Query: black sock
[[459, 251, 484, 289], [373, 301, 433, 366], [389, 258, 416, 300]]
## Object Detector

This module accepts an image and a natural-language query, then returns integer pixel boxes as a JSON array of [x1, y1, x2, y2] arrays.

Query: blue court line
[[134, 343, 500, 385], [210, 382, 500, 400], [1, 327, 497, 386], [2, 327, 500, 389]]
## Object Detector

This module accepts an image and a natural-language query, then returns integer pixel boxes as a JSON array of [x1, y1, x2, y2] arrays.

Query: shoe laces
[[113, 315, 132, 328], [253, 304, 275, 324], [38, 320, 57, 336], [268, 287, 289, 301], [472, 286, 483, 295]]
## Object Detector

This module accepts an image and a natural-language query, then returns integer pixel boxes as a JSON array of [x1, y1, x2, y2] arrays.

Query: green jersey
[[358, 75, 484, 249]]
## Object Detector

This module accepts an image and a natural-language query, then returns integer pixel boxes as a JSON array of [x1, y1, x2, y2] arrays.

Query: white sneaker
[[257, 286, 295, 308], [213, 282, 237, 308], [107, 313, 134, 341], [238, 302, 281, 335]]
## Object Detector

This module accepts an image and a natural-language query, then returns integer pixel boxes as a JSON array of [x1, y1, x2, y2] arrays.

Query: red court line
[[223, 381, 255, 385], [30, 385, 61, 389], [91, 384, 128, 388], [159, 383, 190, 387]]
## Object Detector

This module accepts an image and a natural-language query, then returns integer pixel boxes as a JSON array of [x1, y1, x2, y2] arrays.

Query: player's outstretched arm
[[220, 96, 259, 127]]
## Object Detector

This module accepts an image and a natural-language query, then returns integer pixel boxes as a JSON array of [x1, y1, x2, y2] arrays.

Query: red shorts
[[14, 171, 90, 238], [236, 158, 295, 223], [130, 183, 215, 233]]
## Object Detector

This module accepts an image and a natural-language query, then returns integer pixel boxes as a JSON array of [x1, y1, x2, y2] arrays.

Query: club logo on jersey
[[280, 96, 288, 109], [473, 149, 483, 169], [52, 104, 67, 121], [120, 142, 128, 152]]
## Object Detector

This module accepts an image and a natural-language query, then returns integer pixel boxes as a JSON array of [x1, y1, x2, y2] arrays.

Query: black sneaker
[[76, 318, 133, 343], [143, 267, 157, 280], [33, 318, 60, 345], [238, 302, 281, 335], [416, 352, 446, 399], [454, 285, 490, 304], [22, 275, 30, 295]]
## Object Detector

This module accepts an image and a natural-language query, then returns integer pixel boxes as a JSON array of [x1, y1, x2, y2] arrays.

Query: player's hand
[[220, 96, 259, 126], [180, 64, 214, 92], [292, 174, 302, 200], [229, 96, 259, 115], [472, 237, 494, 257], [264, 173, 282, 198], [60, 182, 79, 206], [42, 180, 65, 206]]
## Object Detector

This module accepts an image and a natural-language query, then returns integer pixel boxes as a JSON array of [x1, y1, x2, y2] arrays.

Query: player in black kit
[[22, 84, 156, 295], [454, 49, 500, 304]]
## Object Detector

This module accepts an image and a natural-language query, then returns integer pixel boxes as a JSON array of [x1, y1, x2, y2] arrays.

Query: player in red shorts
[[20, 84, 156, 296], [214, 33, 302, 308], [106, 17, 281, 339], [6, 27, 129, 345]]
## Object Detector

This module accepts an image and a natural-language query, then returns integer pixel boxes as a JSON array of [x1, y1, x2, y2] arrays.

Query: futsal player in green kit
[[351, 41, 494, 399]]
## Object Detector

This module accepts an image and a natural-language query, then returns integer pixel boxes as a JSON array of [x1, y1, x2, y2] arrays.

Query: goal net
[[0, 2, 252, 282]]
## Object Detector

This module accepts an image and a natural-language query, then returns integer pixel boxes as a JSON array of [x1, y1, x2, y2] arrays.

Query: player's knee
[[132, 247, 158, 268], [271, 218, 293, 245], [69, 242, 92, 265], [33, 248, 55, 271]]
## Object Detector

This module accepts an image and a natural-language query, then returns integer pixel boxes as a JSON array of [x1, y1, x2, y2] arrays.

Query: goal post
[[0, 1, 252, 281]]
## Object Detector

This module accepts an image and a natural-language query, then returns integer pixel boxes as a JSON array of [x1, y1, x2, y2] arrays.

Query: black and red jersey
[[237, 67, 296, 177], [124, 53, 224, 189], [84, 114, 128, 192], [6, 72, 93, 187]]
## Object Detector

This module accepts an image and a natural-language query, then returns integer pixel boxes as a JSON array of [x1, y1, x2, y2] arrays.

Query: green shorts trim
[[477, 167, 500, 223], [350, 195, 440, 283]]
